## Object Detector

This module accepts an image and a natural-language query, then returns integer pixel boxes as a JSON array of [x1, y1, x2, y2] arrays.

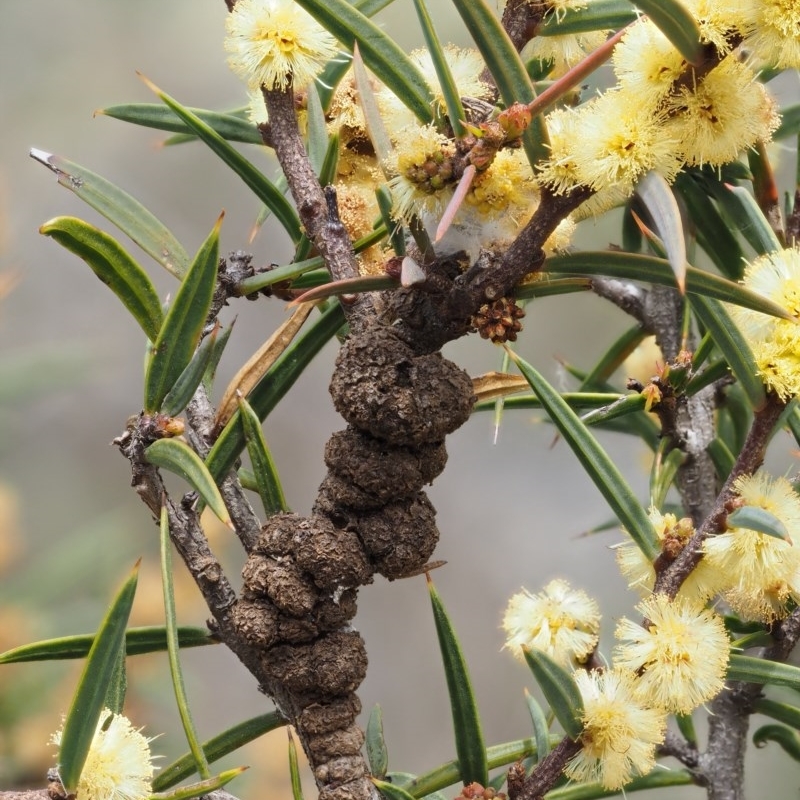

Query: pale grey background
[[1, 2, 798, 797]]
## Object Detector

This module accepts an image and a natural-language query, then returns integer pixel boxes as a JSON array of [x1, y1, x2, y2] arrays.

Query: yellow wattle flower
[[225, 0, 338, 91], [51, 711, 155, 800]]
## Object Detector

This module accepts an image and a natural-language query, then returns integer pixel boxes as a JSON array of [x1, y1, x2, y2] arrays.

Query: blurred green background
[[1, 2, 798, 797]]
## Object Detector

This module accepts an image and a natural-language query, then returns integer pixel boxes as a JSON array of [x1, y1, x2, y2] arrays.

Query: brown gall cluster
[[471, 296, 526, 343]]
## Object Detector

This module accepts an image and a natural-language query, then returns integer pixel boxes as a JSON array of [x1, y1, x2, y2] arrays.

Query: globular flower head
[[665, 56, 779, 168], [731, 246, 800, 400], [51, 710, 155, 800], [502, 579, 600, 666], [547, 89, 683, 198], [465, 148, 539, 218], [566, 668, 666, 790], [682, 0, 752, 53], [612, 19, 688, 107], [225, 0, 338, 91], [613, 595, 729, 714], [703, 471, 800, 622], [743, 0, 800, 69], [386, 125, 456, 220], [615, 508, 719, 603]]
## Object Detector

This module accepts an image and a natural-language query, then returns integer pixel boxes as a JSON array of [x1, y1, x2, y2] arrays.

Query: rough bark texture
[[219, 321, 476, 800]]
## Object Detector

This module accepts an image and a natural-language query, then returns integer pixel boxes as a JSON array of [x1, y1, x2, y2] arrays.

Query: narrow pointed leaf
[[153, 712, 285, 791], [235, 226, 387, 295], [145, 439, 232, 528], [676, 713, 697, 747], [0, 626, 215, 664], [449, 0, 548, 166], [292, 0, 434, 124], [288, 730, 305, 800], [522, 647, 583, 740], [104, 650, 127, 715], [238, 395, 289, 516], [427, 576, 488, 785], [727, 506, 790, 542], [31, 150, 190, 277], [100, 104, 261, 144], [160, 504, 210, 779], [207, 303, 346, 483], [722, 183, 783, 255], [753, 724, 800, 760], [161, 323, 220, 417], [39, 216, 163, 342], [706, 181, 783, 256], [506, 350, 659, 559], [753, 698, 800, 730], [216, 302, 316, 429], [675, 173, 744, 280], [544, 252, 794, 320], [151, 767, 248, 800], [636, 171, 686, 293], [313, 0, 398, 109], [524, 689, 551, 764], [376, 186, 405, 256], [58, 563, 140, 793], [202, 321, 235, 396], [145, 216, 221, 412], [688, 295, 766, 411], [304, 84, 330, 176], [366, 705, 389, 780], [539, 0, 636, 34], [413, 0, 466, 137], [649, 442, 683, 510], [706, 437, 736, 483], [631, 0, 704, 65], [140, 77, 302, 243], [728, 654, 800, 690]]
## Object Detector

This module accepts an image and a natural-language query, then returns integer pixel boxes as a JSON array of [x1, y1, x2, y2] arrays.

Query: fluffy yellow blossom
[[614, 595, 729, 714], [538, 105, 636, 219], [682, 0, 751, 53], [615, 508, 720, 602], [703, 472, 800, 622], [612, 19, 688, 108], [566, 668, 666, 790], [51, 711, 155, 800], [572, 89, 683, 191], [387, 125, 456, 221], [665, 56, 779, 168], [502, 579, 600, 665], [465, 148, 539, 217], [743, 0, 800, 69], [225, 0, 338, 91], [540, 90, 682, 199], [536, 106, 585, 196], [730, 246, 800, 400]]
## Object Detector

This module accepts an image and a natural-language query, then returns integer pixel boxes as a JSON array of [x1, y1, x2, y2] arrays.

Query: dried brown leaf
[[215, 302, 316, 429]]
